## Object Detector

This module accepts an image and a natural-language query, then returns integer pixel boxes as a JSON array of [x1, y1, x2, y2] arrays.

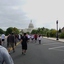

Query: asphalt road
[[5, 38, 64, 64]]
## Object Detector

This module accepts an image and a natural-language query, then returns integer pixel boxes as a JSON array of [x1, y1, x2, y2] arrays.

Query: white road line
[[63, 59, 64, 61], [49, 46, 64, 50], [43, 43, 61, 45], [51, 49, 64, 52]]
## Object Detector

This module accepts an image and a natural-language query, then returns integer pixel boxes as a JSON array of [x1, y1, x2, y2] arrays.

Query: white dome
[[28, 21, 34, 29]]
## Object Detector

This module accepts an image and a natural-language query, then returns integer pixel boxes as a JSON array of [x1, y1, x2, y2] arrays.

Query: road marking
[[43, 43, 61, 45], [16, 42, 20, 46], [63, 59, 64, 61], [49, 46, 64, 50], [50, 49, 64, 52]]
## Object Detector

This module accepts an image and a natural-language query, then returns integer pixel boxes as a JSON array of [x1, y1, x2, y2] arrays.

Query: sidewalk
[[43, 37, 64, 42]]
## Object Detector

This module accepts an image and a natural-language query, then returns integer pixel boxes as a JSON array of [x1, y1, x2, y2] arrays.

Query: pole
[[56, 20, 58, 40]]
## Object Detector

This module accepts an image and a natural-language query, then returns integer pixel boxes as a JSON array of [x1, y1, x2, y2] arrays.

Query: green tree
[[13, 27, 19, 34], [31, 27, 50, 36], [50, 29, 57, 37], [5, 27, 19, 35], [26, 32, 30, 34], [31, 29, 37, 34], [5, 27, 13, 35], [41, 27, 49, 36], [37, 28, 42, 34], [59, 32, 64, 38], [0, 28, 5, 34]]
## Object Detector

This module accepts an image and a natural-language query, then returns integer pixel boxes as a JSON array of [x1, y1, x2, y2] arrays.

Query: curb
[[43, 37, 64, 43]]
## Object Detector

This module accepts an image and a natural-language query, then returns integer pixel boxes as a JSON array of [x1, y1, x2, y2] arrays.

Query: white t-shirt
[[27, 35, 31, 39], [38, 36, 42, 40], [1, 34, 5, 39], [31, 35, 34, 38]]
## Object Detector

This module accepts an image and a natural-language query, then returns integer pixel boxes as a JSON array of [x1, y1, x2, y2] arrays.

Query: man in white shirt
[[0, 39, 14, 64]]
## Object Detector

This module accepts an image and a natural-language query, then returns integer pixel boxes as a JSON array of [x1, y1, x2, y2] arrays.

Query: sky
[[0, 0, 64, 30]]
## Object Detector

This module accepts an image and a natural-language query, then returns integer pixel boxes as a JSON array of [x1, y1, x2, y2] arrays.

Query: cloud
[[0, 0, 64, 30], [0, 0, 26, 6], [0, 0, 30, 30], [22, 0, 64, 29]]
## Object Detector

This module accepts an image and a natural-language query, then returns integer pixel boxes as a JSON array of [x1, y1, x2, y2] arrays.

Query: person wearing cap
[[0, 39, 14, 64]]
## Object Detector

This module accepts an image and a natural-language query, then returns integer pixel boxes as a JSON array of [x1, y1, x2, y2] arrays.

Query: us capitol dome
[[28, 20, 34, 29], [20, 20, 34, 33]]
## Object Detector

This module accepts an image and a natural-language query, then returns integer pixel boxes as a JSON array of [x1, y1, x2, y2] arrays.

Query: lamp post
[[56, 20, 59, 40]]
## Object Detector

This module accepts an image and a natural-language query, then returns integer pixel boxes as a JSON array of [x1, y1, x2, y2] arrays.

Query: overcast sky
[[0, 0, 64, 30]]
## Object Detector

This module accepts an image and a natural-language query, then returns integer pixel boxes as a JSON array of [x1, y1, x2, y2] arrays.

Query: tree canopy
[[5, 27, 19, 35], [0, 28, 5, 34]]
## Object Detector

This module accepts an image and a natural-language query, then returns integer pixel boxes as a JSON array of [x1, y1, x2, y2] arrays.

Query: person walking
[[7, 33, 15, 53], [0, 39, 14, 64], [31, 34, 34, 42], [1, 33, 5, 46], [15, 34, 18, 46], [21, 33, 28, 55], [34, 34, 37, 43], [38, 35, 42, 44]]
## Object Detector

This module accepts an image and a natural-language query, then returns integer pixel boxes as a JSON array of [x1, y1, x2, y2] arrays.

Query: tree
[[50, 29, 57, 37], [59, 32, 64, 38], [5, 27, 13, 35], [26, 32, 30, 34], [42, 27, 45, 31], [5, 27, 19, 35], [31, 29, 37, 34], [0, 28, 5, 34], [13, 27, 19, 34]]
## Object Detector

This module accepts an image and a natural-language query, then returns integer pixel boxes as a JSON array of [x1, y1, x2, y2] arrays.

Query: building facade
[[20, 21, 34, 33]]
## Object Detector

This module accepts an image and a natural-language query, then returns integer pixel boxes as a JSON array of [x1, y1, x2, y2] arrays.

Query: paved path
[[10, 38, 64, 64], [1, 36, 64, 64]]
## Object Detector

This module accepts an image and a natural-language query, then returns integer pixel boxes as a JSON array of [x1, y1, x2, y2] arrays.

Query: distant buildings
[[20, 20, 34, 33]]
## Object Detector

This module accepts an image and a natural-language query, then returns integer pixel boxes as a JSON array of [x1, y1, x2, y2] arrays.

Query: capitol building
[[20, 21, 34, 33]]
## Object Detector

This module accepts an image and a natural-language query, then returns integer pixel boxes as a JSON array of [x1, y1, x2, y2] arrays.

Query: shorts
[[2, 39, 5, 41]]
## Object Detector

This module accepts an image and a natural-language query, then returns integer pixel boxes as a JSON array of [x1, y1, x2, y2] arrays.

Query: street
[[7, 38, 64, 64]]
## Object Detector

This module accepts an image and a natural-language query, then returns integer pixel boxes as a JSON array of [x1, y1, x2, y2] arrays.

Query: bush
[[59, 32, 64, 38], [49, 29, 56, 37]]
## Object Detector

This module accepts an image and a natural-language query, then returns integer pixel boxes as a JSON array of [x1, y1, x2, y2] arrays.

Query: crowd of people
[[0, 33, 43, 64]]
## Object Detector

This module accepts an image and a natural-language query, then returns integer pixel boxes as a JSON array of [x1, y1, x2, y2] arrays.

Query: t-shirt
[[0, 45, 14, 64], [1, 34, 5, 39], [38, 36, 42, 40], [21, 36, 28, 44]]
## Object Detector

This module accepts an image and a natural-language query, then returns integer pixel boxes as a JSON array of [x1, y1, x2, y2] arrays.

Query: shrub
[[59, 32, 64, 38]]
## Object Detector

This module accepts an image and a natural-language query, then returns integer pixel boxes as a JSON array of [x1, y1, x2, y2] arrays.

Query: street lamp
[[56, 20, 59, 40]]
